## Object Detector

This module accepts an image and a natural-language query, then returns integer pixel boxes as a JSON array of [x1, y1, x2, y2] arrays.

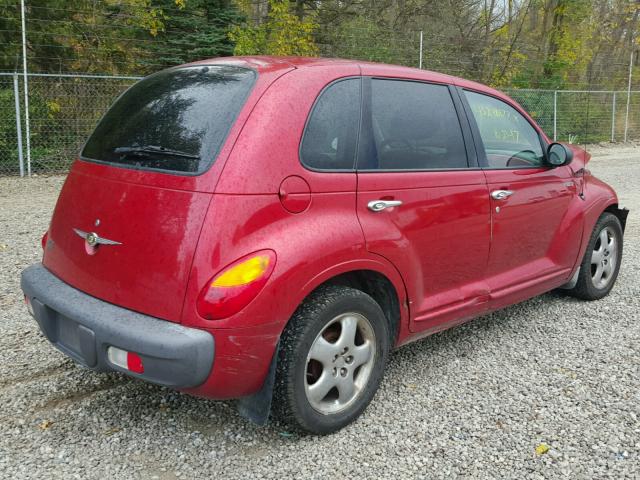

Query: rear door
[[355, 78, 491, 333], [43, 65, 257, 321], [461, 89, 582, 306]]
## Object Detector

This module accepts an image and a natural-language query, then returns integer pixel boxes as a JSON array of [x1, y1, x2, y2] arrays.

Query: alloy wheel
[[304, 312, 376, 415], [591, 226, 618, 289]]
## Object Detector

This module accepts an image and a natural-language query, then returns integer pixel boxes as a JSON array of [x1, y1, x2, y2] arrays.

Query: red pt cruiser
[[21, 57, 627, 434]]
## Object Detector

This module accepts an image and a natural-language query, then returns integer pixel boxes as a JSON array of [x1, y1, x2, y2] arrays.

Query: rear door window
[[300, 78, 361, 171], [359, 79, 468, 170], [81, 65, 256, 174]]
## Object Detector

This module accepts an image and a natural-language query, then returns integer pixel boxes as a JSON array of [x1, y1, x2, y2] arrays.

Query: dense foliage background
[[0, 1, 639, 174], [1, 0, 638, 89]]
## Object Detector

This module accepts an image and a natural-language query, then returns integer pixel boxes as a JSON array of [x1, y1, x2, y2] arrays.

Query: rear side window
[[464, 90, 544, 168], [359, 79, 468, 170], [300, 78, 361, 171], [81, 65, 256, 174]]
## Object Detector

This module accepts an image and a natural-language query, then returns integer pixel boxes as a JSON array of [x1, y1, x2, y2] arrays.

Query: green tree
[[143, 0, 244, 70], [0, 0, 22, 71], [229, 0, 318, 56], [324, 17, 415, 65], [0, 0, 78, 73]]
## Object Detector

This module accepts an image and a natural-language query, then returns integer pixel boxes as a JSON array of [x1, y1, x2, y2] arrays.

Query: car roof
[[187, 55, 359, 71], [184, 55, 501, 95], [184, 55, 537, 138]]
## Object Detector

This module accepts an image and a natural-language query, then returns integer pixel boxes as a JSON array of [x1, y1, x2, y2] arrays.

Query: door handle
[[367, 200, 403, 212], [491, 190, 514, 200]]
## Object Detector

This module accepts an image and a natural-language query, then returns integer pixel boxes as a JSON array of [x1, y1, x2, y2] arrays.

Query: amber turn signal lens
[[211, 254, 272, 287], [197, 250, 276, 320]]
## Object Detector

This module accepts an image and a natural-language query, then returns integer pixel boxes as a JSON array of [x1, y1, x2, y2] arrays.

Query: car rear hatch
[[42, 64, 260, 322]]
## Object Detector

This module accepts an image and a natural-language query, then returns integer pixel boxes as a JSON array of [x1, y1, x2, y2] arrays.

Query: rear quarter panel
[[214, 64, 362, 195], [182, 65, 409, 398], [182, 193, 409, 398]]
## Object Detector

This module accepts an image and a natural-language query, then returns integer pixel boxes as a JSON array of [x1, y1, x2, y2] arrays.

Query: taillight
[[197, 250, 276, 320], [41, 231, 48, 250]]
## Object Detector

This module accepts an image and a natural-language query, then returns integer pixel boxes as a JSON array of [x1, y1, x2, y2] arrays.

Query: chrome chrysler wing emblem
[[73, 228, 122, 246]]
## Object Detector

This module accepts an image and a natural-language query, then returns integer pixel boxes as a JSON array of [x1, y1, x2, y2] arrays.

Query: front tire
[[273, 285, 390, 435], [568, 212, 623, 300]]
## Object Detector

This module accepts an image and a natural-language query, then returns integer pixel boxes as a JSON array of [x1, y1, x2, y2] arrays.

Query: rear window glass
[[81, 65, 256, 174]]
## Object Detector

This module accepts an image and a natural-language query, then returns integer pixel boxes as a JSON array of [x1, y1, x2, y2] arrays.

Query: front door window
[[464, 90, 544, 169]]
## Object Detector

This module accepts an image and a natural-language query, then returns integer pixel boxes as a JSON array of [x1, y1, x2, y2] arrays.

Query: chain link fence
[[505, 89, 640, 144], [1, 75, 24, 176], [1, 73, 140, 175], [0, 72, 638, 176]]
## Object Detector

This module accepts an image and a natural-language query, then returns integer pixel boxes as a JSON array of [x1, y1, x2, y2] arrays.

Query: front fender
[[571, 173, 621, 272]]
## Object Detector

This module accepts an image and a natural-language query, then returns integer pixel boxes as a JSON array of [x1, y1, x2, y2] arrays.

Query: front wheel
[[567, 212, 623, 300], [273, 285, 390, 434]]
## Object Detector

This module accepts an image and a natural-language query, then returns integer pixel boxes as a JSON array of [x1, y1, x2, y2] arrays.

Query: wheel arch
[[604, 203, 629, 232], [571, 175, 626, 276], [307, 269, 402, 345], [295, 259, 409, 347], [578, 199, 627, 264], [237, 260, 408, 426]]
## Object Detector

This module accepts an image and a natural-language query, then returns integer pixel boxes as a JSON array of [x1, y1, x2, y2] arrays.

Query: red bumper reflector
[[24, 295, 34, 317], [126, 351, 144, 374], [107, 346, 144, 374]]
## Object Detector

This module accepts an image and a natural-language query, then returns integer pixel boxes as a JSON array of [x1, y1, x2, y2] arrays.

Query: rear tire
[[567, 212, 623, 300], [273, 285, 390, 435]]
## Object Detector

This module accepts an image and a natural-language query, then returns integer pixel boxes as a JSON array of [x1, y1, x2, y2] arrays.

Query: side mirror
[[546, 143, 573, 167]]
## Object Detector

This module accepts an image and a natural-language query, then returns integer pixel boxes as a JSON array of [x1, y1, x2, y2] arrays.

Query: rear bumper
[[21, 263, 214, 389]]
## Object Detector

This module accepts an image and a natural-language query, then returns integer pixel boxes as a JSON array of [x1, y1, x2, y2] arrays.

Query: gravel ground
[[0, 145, 638, 479]]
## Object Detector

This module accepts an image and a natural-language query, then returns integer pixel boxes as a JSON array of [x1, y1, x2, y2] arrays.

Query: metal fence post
[[419, 31, 423, 69], [611, 91, 616, 142], [20, 0, 32, 176], [624, 51, 634, 143], [553, 90, 557, 141], [12, 74, 25, 177]]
